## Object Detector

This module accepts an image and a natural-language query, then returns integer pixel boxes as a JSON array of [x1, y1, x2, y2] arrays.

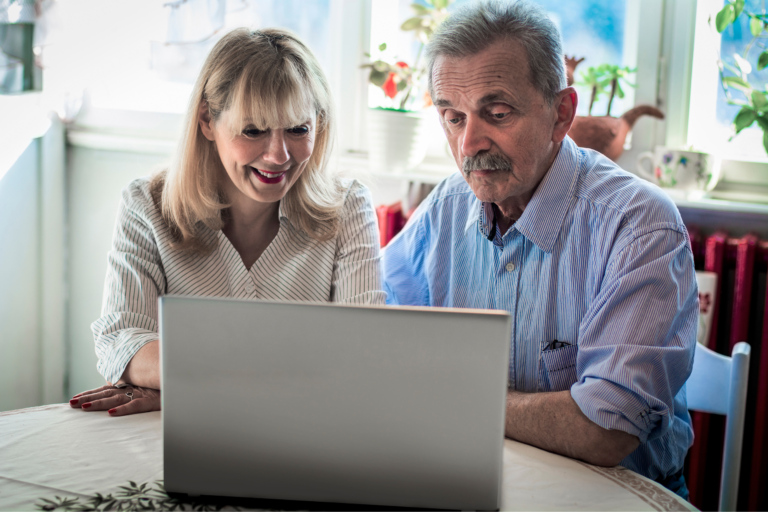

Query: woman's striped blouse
[[91, 177, 386, 385]]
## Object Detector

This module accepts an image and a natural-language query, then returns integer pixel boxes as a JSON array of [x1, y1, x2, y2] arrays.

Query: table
[[0, 404, 696, 511]]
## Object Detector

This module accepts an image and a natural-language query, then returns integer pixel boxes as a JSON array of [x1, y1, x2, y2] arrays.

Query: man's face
[[432, 40, 561, 208]]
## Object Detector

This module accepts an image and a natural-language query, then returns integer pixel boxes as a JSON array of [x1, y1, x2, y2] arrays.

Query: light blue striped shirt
[[383, 136, 696, 481]]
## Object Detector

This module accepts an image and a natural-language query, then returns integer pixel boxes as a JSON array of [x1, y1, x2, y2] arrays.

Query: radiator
[[686, 230, 768, 511]]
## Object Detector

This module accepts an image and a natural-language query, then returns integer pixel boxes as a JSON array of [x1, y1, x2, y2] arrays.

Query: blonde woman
[[69, 28, 386, 416]]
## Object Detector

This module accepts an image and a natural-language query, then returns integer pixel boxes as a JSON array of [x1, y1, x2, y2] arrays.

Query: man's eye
[[492, 111, 510, 119], [287, 126, 309, 135], [444, 114, 462, 125]]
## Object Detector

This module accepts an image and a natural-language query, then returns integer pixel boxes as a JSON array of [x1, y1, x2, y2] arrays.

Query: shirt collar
[[514, 135, 580, 253], [464, 190, 485, 235], [277, 199, 292, 225], [465, 135, 580, 253]]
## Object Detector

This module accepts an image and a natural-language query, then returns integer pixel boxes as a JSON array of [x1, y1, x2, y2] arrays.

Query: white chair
[[687, 341, 750, 511]]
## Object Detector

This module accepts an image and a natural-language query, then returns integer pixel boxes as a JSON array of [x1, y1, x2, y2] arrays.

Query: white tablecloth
[[0, 404, 696, 511]]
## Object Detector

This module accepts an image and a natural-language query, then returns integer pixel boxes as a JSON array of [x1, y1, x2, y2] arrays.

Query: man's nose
[[263, 130, 290, 166], [460, 116, 492, 157]]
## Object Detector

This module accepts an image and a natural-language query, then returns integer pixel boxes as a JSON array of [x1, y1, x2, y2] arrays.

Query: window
[[43, 0, 334, 132], [366, 0, 643, 159], [689, 0, 768, 162]]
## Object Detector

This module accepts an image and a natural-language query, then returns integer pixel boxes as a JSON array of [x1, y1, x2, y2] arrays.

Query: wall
[[0, 140, 41, 411], [0, 118, 66, 412], [66, 146, 170, 397]]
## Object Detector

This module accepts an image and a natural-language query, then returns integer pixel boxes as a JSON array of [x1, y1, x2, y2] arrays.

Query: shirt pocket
[[541, 344, 579, 392]]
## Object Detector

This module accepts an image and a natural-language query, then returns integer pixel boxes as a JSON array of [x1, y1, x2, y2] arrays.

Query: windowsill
[[67, 127, 176, 155], [672, 191, 768, 215], [64, 129, 768, 217], [339, 152, 457, 185], [341, 152, 768, 216]]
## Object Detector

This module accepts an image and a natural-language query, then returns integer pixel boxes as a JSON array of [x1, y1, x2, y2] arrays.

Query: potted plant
[[361, 0, 451, 173], [566, 57, 664, 161], [713, 0, 768, 154]]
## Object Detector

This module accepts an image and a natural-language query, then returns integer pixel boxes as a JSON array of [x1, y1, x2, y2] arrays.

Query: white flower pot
[[367, 108, 428, 173]]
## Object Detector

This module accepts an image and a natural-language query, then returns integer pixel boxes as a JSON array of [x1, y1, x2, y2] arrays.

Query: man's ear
[[552, 87, 578, 144], [198, 100, 216, 142]]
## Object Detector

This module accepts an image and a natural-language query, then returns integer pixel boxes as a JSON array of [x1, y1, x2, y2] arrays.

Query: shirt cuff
[[95, 330, 158, 386], [570, 376, 670, 444]]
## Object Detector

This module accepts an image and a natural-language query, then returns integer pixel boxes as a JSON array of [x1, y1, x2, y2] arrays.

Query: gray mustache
[[462, 153, 512, 173]]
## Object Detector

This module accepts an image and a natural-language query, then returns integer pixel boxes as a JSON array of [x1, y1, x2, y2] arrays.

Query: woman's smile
[[251, 166, 288, 184]]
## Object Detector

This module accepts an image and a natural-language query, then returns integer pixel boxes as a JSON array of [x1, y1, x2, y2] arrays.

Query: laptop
[[159, 296, 511, 510]]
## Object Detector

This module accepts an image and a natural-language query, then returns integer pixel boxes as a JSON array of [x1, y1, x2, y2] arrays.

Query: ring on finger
[[125, 392, 133, 401]]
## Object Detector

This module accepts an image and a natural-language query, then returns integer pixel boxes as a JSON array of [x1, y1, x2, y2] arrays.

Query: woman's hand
[[69, 385, 161, 416]]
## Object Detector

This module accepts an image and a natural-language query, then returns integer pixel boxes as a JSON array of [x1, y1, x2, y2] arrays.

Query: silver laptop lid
[[160, 296, 510, 510]]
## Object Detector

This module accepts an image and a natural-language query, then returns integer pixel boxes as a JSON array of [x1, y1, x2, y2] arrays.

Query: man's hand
[[69, 385, 160, 416], [505, 389, 639, 467]]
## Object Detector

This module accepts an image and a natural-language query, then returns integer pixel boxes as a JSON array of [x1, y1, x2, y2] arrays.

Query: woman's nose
[[263, 130, 290, 165]]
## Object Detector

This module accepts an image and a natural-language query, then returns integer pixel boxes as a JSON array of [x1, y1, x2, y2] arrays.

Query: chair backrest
[[686, 341, 750, 511]]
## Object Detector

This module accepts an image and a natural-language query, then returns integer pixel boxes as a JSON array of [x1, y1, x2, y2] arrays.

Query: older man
[[383, 0, 696, 498]]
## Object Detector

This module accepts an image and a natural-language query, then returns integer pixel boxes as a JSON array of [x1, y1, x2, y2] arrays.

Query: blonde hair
[[152, 27, 343, 253]]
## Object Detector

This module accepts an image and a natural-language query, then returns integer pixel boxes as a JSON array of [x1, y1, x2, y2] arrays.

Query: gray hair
[[426, 0, 566, 105]]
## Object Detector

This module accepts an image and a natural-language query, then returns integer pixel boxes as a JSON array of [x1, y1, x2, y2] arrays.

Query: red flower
[[383, 72, 398, 99], [654, 166, 662, 179], [395, 61, 409, 68]]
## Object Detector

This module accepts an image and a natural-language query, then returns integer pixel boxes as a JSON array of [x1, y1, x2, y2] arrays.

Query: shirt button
[[245, 282, 255, 293], [505, 262, 516, 272]]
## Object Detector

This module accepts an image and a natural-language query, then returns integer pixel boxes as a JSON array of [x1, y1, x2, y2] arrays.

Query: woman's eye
[[242, 128, 265, 137], [287, 125, 309, 135]]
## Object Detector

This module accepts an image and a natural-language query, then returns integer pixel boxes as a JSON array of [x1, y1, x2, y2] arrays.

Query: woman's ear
[[198, 101, 216, 142]]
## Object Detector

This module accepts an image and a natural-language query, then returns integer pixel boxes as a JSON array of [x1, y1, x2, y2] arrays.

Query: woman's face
[[199, 105, 316, 206]]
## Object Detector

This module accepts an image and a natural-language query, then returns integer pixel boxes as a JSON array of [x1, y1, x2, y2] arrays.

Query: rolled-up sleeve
[[331, 182, 387, 305], [570, 226, 697, 444], [91, 185, 166, 385]]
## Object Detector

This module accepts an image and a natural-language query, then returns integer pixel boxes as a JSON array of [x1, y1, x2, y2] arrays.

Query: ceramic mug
[[636, 147, 721, 194]]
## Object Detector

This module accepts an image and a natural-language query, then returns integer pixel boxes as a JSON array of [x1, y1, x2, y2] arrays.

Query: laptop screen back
[[160, 296, 510, 510]]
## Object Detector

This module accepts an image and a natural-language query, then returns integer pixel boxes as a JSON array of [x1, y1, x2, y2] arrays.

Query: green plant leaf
[[758, 51, 768, 70], [378, 42, 387, 52], [396, 79, 408, 92], [433, 0, 449, 8], [752, 90, 768, 111], [734, 0, 745, 18], [723, 75, 753, 93], [755, 114, 768, 131], [411, 3, 431, 15], [372, 60, 389, 72], [369, 69, 387, 86], [716, 4, 736, 32], [733, 106, 757, 132], [750, 16, 763, 36], [400, 17, 423, 31]]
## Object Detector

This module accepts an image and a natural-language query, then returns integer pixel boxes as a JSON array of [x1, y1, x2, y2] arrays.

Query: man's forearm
[[505, 389, 639, 467], [119, 340, 161, 389]]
